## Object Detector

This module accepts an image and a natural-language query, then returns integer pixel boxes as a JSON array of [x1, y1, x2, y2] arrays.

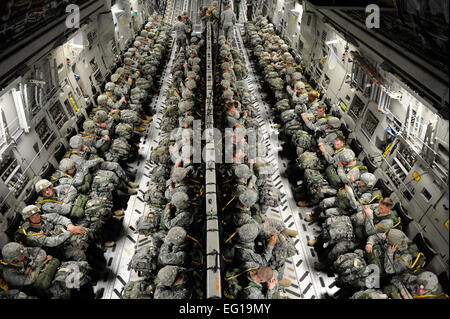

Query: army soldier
[[158, 226, 202, 268], [173, 16, 189, 53], [182, 12, 192, 44], [318, 135, 349, 165], [34, 179, 77, 216], [355, 197, 400, 242], [68, 135, 138, 194], [50, 158, 91, 193], [229, 223, 277, 269], [81, 120, 110, 155], [199, 7, 207, 31], [221, 4, 236, 42], [209, 1, 221, 42], [161, 191, 194, 230], [366, 229, 424, 276], [1, 242, 51, 288], [233, 0, 241, 20], [307, 172, 379, 222], [383, 271, 448, 299], [244, 266, 278, 299], [154, 265, 193, 299], [16, 205, 88, 261], [105, 82, 127, 110]]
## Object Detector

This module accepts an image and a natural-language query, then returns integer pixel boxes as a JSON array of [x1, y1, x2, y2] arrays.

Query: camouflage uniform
[[153, 266, 193, 299], [1, 242, 47, 288], [383, 271, 448, 299]]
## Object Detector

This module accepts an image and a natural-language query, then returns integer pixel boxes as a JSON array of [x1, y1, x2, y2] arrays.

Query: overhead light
[[325, 39, 339, 45]]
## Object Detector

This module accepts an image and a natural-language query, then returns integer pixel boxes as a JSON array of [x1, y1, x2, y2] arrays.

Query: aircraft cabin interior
[[0, 0, 448, 302]]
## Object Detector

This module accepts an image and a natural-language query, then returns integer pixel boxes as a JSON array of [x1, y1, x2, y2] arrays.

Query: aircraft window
[[0, 153, 16, 182], [362, 110, 379, 137], [90, 58, 99, 73], [63, 99, 75, 117], [35, 117, 55, 149], [348, 95, 365, 120], [48, 101, 67, 129], [403, 188, 414, 202], [421, 188, 432, 201]]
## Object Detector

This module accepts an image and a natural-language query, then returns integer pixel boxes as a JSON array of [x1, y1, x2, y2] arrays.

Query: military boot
[[297, 200, 312, 207], [281, 229, 298, 237], [134, 126, 146, 132], [307, 238, 318, 246], [127, 188, 138, 195], [113, 210, 124, 216], [127, 181, 140, 188], [314, 261, 327, 270], [104, 241, 116, 248], [305, 213, 318, 222], [279, 278, 292, 287]]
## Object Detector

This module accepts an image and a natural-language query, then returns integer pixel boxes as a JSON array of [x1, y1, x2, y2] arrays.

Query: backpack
[[322, 215, 355, 244], [144, 182, 166, 207], [91, 170, 118, 193], [120, 109, 140, 125], [325, 165, 343, 189], [122, 280, 155, 299], [292, 130, 312, 149], [128, 246, 159, 277], [84, 196, 113, 219], [280, 110, 298, 123], [115, 123, 133, 140], [110, 138, 130, 158], [333, 250, 367, 284], [33, 258, 61, 290], [135, 211, 162, 235], [297, 152, 326, 170], [70, 194, 88, 219], [49, 261, 91, 298], [150, 146, 170, 164]]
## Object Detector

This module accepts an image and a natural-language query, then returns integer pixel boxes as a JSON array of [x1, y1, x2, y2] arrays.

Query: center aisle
[[94, 1, 181, 299], [228, 17, 341, 299]]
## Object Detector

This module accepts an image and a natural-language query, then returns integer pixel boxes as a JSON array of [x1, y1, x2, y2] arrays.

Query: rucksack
[[110, 138, 131, 158], [297, 152, 326, 170], [122, 280, 155, 299], [135, 210, 162, 235], [128, 246, 159, 277], [115, 123, 133, 140], [91, 170, 118, 193], [144, 182, 166, 207], [333, 250, 367, 284], [70, 194, 88, 219], [49, 261, 91, 298], [120, 109, 140, 125], [280, 110, 298, 123], [322, 215, 355, 244], [325, 165, 343, 189]]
